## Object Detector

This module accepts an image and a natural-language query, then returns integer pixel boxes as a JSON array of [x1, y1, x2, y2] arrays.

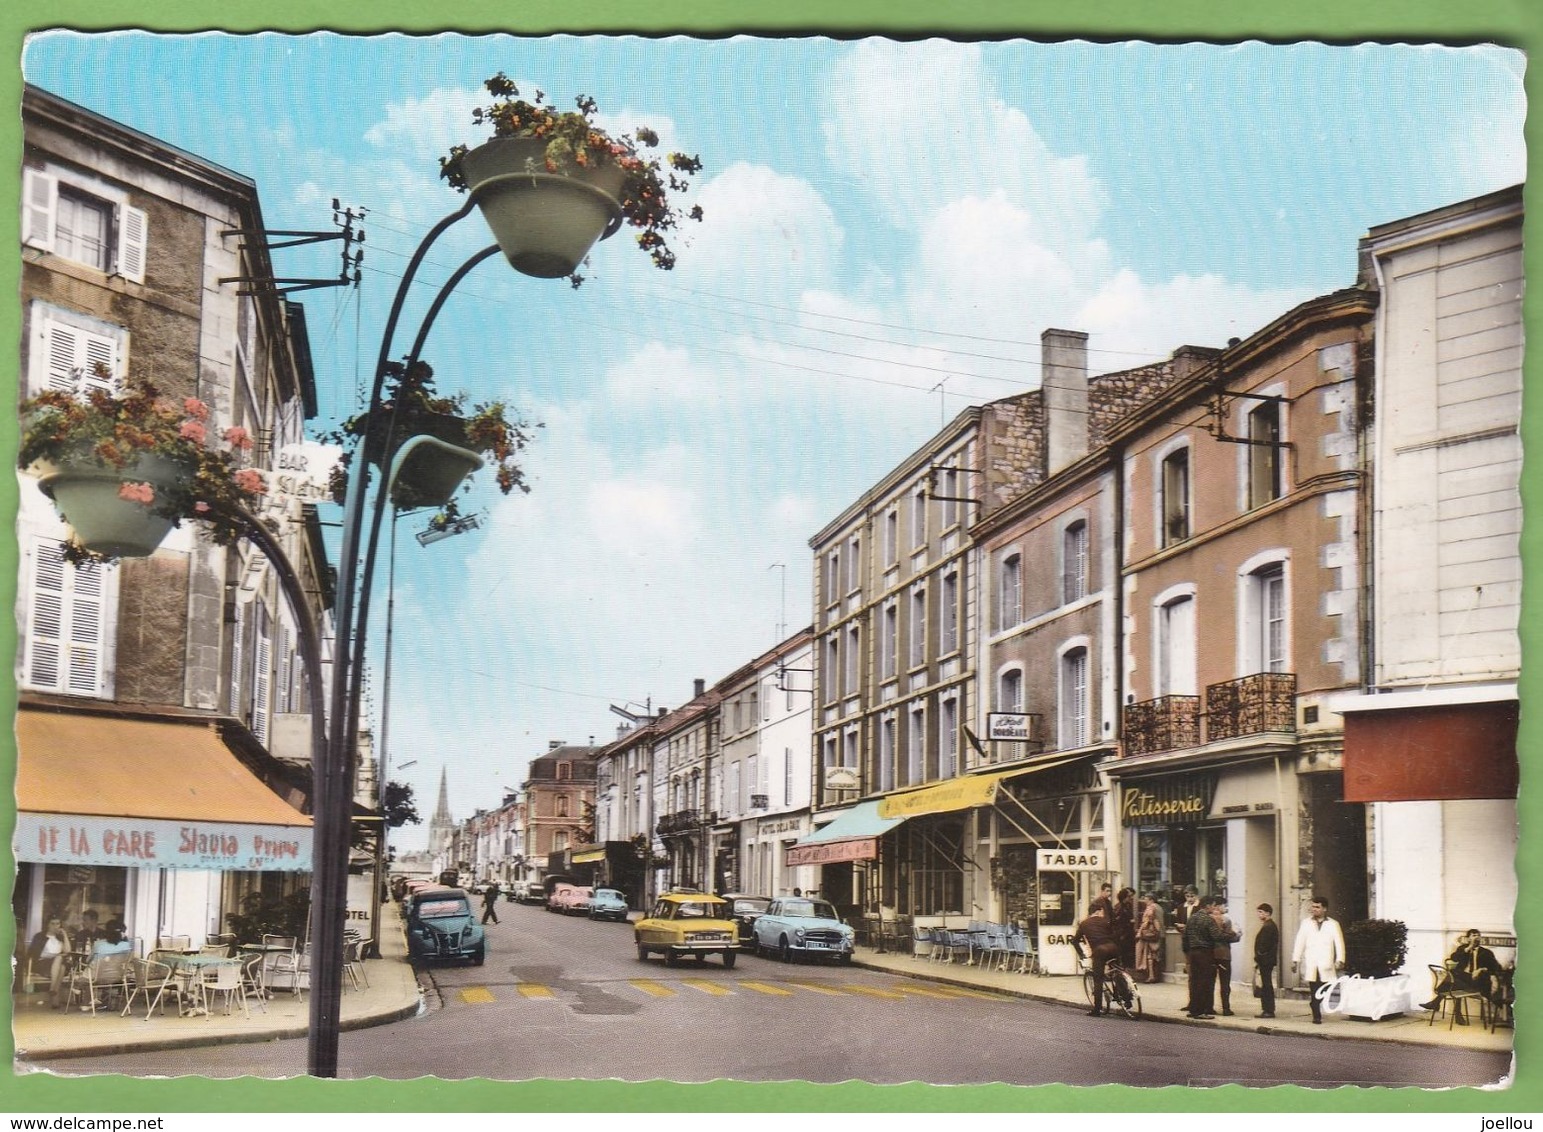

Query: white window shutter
[[41, 318, 120, 395], [252, 607, 272, 744], [24, 540, 107, 696], [229, 605, 245, 715], [115, 204, 147, 284], [22, 168, 56, 252]]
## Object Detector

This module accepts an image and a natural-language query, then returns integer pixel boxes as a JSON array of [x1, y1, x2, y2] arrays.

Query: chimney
[[1043, 329, 1089, 475], [548, 740, 563, 750], [693, 678, 706, 698]]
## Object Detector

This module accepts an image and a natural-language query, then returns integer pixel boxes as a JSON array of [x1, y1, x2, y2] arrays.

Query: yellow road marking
[[630, 980, 677, 998], [931, 986, 1012, 1001], [458, 987, 495, 1004], [515, 984, 555, 999], [836, 983, 906, 999], [783, 982, 848, 996], [893, 985, 969, 999], [738, 981, 795, 996], [682, 979, 734, 996]]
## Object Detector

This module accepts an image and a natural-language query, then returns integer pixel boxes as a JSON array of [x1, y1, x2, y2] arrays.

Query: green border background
[[0, 0, 1536, 1114]]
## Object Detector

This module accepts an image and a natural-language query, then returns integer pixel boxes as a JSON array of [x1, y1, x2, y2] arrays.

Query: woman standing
[[1135, 893, 1164, 983]]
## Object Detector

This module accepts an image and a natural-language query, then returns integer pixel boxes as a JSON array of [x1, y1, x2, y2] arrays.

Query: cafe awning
[[15, 708, 312, 871], [786, 800, 902, 866]]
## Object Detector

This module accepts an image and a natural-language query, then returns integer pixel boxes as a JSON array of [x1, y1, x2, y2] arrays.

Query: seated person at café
[[26, 915, 72, 1008], [72, 908, 103, 951], [1422, 928, 1505, 1010], [89, 919, 133, 961]]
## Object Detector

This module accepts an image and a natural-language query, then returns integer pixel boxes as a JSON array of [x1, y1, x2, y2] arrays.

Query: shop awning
[[1342, 699, 1518, 803], [571, 847, 607, 864], [786, 800, 902, 866], [15, 709, 312, 871], [878, 755, 1087, 820]]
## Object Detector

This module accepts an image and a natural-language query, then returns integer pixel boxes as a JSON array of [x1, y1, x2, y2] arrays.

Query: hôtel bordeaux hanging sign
[[1120, 774, 1216, 827]]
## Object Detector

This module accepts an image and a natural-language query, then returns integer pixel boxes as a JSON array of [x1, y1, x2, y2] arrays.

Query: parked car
[[588, 888, 630, 923], [719, 893, 771, 943], [404, 887, 486, 965], [751, 896, 854, 963], [548, 884, 594, 914], [515, 880, 546, 905], [634, 891, 740, 968]]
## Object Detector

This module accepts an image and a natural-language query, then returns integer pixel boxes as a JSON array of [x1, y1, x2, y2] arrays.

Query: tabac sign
[[1120, 774, 1216, 827], [1035, 847, 1105, 871]]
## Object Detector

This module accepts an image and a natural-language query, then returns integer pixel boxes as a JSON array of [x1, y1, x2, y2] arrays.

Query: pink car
[[547, 884, 594, 915]]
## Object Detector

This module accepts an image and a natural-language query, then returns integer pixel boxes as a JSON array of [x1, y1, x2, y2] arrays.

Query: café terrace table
[[163, 953, 243, 1016]]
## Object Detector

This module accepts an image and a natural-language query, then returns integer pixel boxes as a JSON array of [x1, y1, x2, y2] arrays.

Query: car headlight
[[794, 927, 806, 941]]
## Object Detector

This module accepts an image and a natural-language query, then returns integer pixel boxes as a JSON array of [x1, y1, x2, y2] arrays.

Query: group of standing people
[[23, 907, 131, 1009], [1072, 884, 1167, 1016]]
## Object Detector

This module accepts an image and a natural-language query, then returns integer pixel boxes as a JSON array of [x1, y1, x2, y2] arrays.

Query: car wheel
[[779, 936, 793, 964], [636, 943, 649, 962], [665, 951, 680, 968], [722, 951, 737, 969], [472, 945, 485, 966], [838, 952, 852, 965]]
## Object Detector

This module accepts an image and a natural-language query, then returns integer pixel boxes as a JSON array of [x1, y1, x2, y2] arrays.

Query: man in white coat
[[1291, 895, 1346, 1024]]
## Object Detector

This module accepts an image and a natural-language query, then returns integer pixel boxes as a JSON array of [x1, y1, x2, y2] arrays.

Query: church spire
[[427, 766, 455, 854]]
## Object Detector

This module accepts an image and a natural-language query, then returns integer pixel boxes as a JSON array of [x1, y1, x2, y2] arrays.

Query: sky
[[19, 33, 1527, 839]]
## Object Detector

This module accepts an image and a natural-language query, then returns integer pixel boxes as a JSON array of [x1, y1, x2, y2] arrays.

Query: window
[[845, 625, 860, 696], [1248, 564, 1288, 673], [251, 604, 272, 745], [908, 708, 926, 785], [842, 729, 858, 770], [884, 509, 899, 566], [999, 553, 1022, 630], [729, 762, 741, 814], [32, 311, 123, 398], [1060, 647, 1089, 749], [557, 795, 570, 818], [879, 717, 896, 793], [1063, 520, 1088, 604], [881, 602, 898, 679], [557, 761, 572, 780], [23, 539, 112, 697], [1158, 595, 1197, 696], [1248, 402, 1284, 508], [998, 668, 1024, 712], [751, 686, 761, 722], [847, 536, 861, 592], [783, 747, 793, 806], [941, 571, 959, 654], [911, 486, 927, 548], [824, 550, 841, 606], [940, 698, 958, 777], [1161, 448, 1191, 545], [23, 168, 147, 283], [823, 635, 839, 703], [940, 466, 959, 529], [909, 586, 927, 667]]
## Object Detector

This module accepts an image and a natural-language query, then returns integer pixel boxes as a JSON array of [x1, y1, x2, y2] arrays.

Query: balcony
[[1121, 695, 1200, 756], [1205, 672, 1296, 741], [656, 809, 717, 837]]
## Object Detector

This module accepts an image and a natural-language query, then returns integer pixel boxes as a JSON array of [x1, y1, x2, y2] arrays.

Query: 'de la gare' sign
[[17, 813, 312, 872]]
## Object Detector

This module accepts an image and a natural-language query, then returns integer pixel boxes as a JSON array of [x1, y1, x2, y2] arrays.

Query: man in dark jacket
[[1183, 895, 1221, 1019], [481, 881, 501, 925], [1253, 902, 1280, 1019], [1072, 901, 1120, 1017]]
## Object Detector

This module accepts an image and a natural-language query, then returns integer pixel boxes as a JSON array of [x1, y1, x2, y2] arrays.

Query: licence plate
[[806, 941, 827, 949]]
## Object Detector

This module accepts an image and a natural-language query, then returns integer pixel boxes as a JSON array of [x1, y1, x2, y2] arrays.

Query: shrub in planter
[[1346, 919, 1409, 979]]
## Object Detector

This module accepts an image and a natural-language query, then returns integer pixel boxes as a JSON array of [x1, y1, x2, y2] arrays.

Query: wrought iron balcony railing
[[1204, 672, 1296, 742], [656, 809, 699, 836], [1121, 695, 1201, 756]]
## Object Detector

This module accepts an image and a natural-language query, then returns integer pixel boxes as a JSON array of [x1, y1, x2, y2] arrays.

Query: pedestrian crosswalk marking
[[629, 980, 677, 998], [783, 982, 848, 996], [837, 983, 906, 999], [458, 987, 496, 1004], [682, 979, 734, 996], [515, 983, 556, 999], [737, 981, 795, 996]]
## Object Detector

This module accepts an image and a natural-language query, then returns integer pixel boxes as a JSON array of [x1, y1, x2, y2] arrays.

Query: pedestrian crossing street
[[457, 978, 1012, 1006]]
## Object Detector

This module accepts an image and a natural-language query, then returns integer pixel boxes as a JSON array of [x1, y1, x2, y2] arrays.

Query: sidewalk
[[850, 945, 1514, 1052], [13, 924, 1510, 1061], [14, 916, 423, 1063]]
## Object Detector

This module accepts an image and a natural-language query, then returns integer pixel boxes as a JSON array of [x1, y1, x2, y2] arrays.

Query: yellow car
[[634, 891, 741, 968]]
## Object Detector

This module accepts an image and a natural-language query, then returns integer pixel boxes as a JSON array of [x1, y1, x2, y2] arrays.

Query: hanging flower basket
[[439, 76, 704, 286], [33, 451, 190, 558], [461, 136, 625, 280]]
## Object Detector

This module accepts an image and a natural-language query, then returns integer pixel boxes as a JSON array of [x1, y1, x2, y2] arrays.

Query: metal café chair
[[63, 951, 132, 1016], [238, 951, 269, 1013], [200, 959, 249, 1019]]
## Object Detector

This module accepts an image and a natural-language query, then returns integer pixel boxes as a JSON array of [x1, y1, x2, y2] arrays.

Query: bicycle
[[1080, 955, 1143, 1019]]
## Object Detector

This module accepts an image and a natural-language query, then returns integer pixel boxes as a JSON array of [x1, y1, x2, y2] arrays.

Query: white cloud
[[1076, 269, 1317, 359], [362, 85, 485, 162]]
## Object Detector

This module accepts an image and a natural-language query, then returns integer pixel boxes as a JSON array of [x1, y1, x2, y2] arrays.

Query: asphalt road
[[40, 902, 1514, 1089]]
